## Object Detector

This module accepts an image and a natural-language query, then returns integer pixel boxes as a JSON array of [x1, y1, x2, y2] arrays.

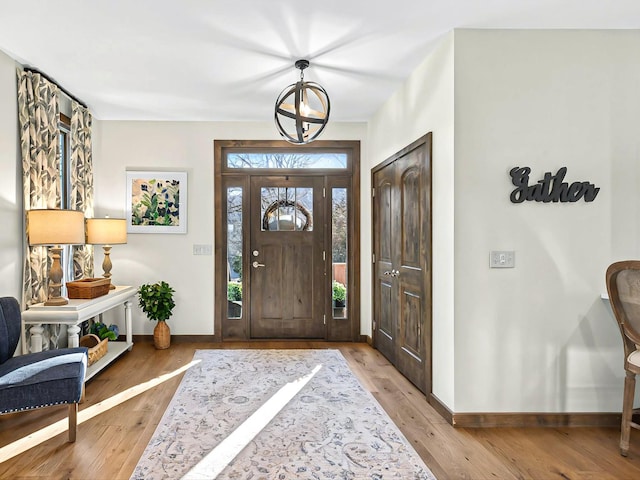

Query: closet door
[[372, 133, 431, 394]]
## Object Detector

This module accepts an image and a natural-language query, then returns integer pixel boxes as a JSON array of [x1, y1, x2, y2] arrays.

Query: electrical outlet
[[193, 244, 212, 256], [490, 251, 515, 268]]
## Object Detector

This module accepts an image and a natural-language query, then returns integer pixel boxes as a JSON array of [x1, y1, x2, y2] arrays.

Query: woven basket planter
[[79, 334, 108, 365], [153, 321, 171, 350]]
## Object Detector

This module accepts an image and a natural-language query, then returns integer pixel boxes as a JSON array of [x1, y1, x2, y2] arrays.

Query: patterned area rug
[[131, 349, 436, 479]]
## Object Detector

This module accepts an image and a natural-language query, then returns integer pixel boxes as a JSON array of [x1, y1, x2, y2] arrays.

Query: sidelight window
[[227, 187, 243, 319], [332, 187, 347, 319]]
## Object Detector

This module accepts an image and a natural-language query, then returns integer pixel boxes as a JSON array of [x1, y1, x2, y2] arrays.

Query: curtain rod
[[24, 67, 88, 109]]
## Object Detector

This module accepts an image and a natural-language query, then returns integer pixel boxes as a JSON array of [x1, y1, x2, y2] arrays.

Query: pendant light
[[274, 59, 330, 144]]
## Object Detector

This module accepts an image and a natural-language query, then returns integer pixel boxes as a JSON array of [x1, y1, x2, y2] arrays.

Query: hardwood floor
[[1, 340, 640, 479]]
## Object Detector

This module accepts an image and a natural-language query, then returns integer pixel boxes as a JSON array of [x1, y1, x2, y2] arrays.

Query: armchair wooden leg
[[621, 371, 635, 456], [68, 403, 78, 443]]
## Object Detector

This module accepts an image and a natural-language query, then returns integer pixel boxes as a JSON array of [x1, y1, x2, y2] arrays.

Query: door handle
[[391, 269, 400, 277], [252, 261, 266, 269]]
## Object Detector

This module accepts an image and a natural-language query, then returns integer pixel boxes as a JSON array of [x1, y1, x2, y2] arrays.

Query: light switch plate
[[193, 244, 212, 256], [490, 251, 515, 268]]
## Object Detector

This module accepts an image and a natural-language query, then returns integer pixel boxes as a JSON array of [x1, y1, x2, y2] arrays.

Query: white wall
[[93, 121, 367, 336], [0, 49, 22, 301], [367, 33, 456, 409], [453, 29, 640, 413]]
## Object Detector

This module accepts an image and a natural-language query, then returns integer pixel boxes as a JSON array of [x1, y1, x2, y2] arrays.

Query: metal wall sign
[[509, 166, 600, 203]]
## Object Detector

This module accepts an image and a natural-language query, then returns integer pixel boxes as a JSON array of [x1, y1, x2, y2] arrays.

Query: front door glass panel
[[261, 187, 313, 232]]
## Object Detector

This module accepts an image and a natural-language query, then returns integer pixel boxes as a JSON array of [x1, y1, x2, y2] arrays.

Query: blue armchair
[[0, 297, 88, 442]]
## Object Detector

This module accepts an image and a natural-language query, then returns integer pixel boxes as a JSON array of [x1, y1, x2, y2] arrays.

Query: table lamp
[[26, 209, 86, 306], [85, 217, 127, 289]]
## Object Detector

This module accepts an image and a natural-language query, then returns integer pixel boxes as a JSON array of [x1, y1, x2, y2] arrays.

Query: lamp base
[[44, 296, 69, 306], [101, 245, 116, 290], [45, 246, 69, 306]]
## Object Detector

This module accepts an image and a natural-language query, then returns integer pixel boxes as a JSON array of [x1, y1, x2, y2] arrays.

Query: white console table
[[22, 286, 136, 380]]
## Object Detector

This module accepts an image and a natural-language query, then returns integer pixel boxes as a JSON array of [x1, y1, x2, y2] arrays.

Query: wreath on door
[[262, 199, 313, 231]]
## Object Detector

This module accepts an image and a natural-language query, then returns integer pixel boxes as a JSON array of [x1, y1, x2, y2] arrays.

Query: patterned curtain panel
[[17, 70, 60, 308], [70, 100, 94, 279]]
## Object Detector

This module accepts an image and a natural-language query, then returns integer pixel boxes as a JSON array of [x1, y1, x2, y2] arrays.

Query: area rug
[[131, 349, 436, 479]]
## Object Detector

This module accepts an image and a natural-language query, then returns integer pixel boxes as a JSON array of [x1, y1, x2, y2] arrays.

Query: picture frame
[[126, 170, 188, 234]]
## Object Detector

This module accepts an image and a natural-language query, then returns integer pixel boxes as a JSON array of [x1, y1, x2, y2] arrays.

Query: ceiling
[[1, 0, 639, 122]]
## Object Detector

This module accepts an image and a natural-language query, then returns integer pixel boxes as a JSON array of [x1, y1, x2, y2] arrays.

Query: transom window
[[227, 152, 347, 169]]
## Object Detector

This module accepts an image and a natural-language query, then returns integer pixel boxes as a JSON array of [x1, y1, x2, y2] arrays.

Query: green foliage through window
[[227, 281, 242, 301], [332, 281, 346, 303]]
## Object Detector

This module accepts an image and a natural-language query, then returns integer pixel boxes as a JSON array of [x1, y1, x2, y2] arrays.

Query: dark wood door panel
[[399, 286, 422, 358], [400, 165, 422, 269], [290, 243, 314, 319], [397, 284, 424, 388], [250, 242, 288, 337], [379, 180, 393, 263], [376, 278, 395, 363]]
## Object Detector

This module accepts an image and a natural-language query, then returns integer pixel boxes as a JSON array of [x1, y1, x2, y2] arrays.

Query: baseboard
[[131, 334, 369, 344], [428, 393, 620, 427], [428, 393, 454, 424], [131, 334, 216, 343], [451, 412, 621, 428]]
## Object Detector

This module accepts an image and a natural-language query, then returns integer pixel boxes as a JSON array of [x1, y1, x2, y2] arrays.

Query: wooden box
[[66, 277, 111, 299], [79, 334, 108, 366]]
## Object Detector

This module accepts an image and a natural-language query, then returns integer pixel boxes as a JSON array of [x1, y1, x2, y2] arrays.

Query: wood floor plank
[[1, 341, 640, 480], [373, 375, 518, 479]]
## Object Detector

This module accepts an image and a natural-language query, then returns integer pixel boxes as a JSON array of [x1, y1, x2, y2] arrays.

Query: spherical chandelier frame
[[274, 60, 331, 145]]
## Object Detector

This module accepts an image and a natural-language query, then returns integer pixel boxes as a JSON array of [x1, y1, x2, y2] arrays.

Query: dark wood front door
[[249, 176, 325, 338], [372, 133, 432, 394]]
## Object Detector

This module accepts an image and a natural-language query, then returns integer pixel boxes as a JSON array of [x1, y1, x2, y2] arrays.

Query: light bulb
[[300, 100, 310, 116]]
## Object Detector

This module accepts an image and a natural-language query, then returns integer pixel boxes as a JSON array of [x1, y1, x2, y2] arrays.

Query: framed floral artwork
[[126, 170, 188, 233]]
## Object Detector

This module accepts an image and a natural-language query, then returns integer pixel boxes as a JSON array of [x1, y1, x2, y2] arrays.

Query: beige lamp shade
[[85, 218, 127, 245], [27, 209, 85, 245]]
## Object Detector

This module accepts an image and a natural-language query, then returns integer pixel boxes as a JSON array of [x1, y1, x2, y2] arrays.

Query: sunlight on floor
[[182, 364, 323, 480], [0, 359, 201, 464]]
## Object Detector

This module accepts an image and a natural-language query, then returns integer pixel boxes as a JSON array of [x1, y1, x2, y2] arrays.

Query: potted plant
[[137, 281, 175, 349], [332, 280, 346, 308]]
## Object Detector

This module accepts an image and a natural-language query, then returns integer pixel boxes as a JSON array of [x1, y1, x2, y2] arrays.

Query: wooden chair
[[606, 261, 640, 456], [0, 297, 88, 442]]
